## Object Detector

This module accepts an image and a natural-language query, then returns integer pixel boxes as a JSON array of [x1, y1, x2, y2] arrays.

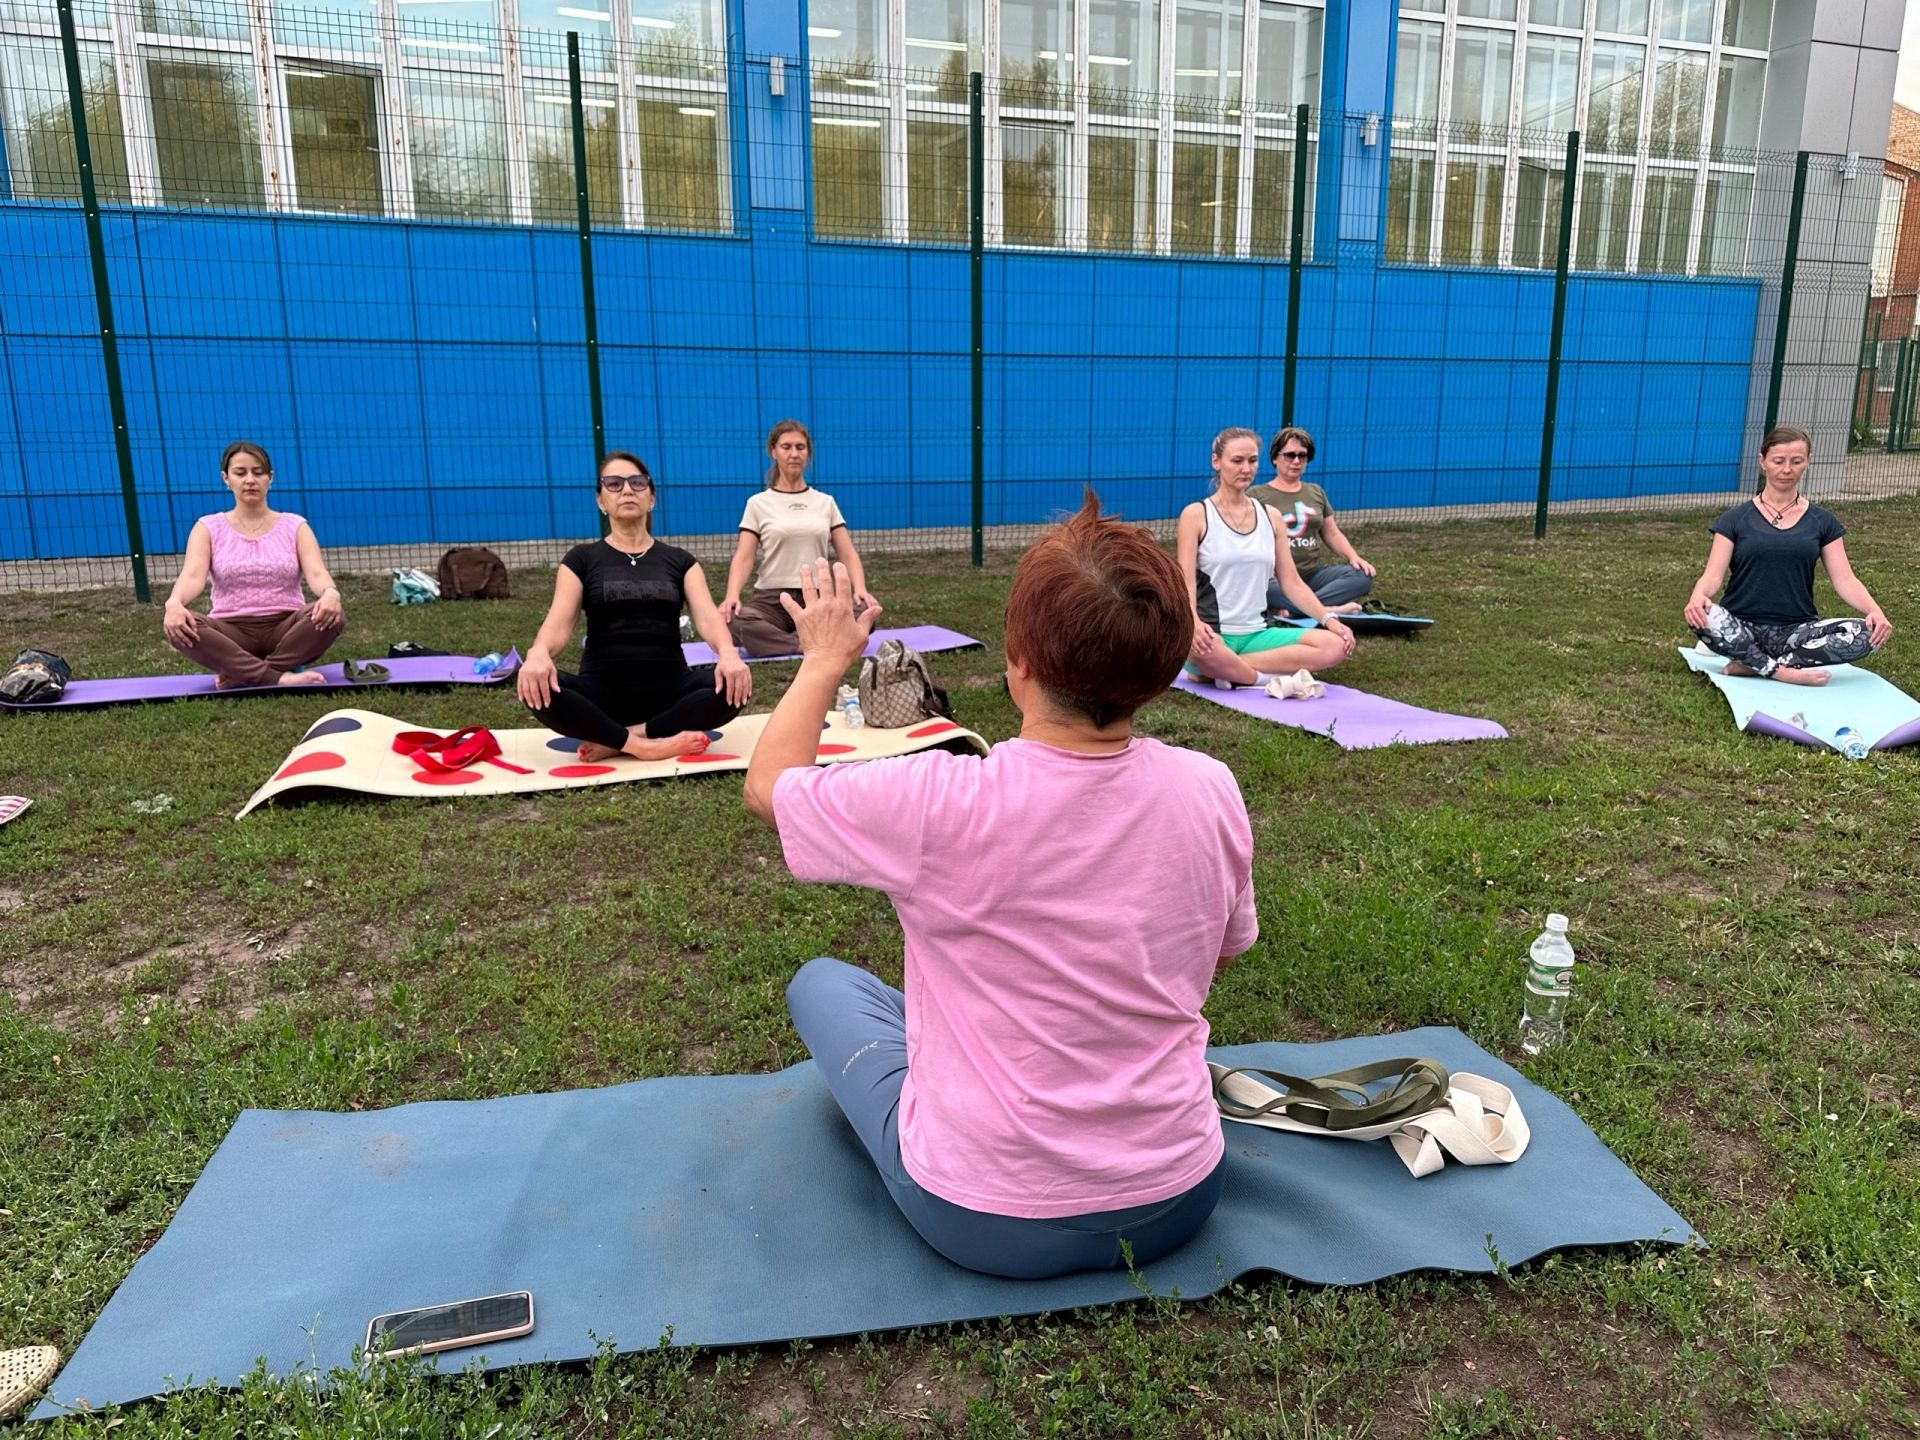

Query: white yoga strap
[[1207, 1063, 1531, 1178]]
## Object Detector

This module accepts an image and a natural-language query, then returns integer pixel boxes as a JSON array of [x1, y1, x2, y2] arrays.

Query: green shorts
[[1219, 627, 1305, 656], [1186, 627, 1304, 676]]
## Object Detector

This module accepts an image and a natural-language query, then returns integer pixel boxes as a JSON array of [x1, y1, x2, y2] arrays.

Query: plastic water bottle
[[472, 652, 504, 676], [837, 685, 865, 729], [1833, 726, 1869, 761], [1519, 914, 1575, 1056]]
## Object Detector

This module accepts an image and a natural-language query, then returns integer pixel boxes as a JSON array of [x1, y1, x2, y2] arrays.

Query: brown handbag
[[857, 638, 954, 728]]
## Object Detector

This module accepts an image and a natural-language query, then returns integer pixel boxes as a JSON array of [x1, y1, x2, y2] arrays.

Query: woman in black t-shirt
[[1684, 426, 1892, 687], [517, 452, 751, 760]]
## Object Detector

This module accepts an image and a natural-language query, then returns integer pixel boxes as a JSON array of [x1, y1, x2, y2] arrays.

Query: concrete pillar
[[1747, 0, 1904, 495], [1314, 0, 1398, 257]]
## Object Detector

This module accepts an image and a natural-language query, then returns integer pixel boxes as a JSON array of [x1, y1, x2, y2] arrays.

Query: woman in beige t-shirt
[[720, 420, 879, 656]]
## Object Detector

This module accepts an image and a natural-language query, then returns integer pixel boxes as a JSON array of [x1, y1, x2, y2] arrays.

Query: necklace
[[607, 535, 653, 567], [227, 509, 275, 538], [1756, 493, 1803, 528]]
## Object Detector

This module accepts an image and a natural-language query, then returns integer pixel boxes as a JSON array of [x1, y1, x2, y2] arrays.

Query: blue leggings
[[1268, 563, 1373, 617], [785, 957, 1225, 1280]]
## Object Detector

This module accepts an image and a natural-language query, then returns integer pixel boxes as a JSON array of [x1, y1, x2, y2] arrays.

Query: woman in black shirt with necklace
[[517, 452, 751, 759], [1684, 425, 1892, 687]]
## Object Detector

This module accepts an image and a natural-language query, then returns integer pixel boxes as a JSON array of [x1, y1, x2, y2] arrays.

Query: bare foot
[[1723, 661, 1757, 676], [1328, 602, 1365, 615], [577, 740, 622, 763], [275, 669, 326, 687], [621, 729, 712, 761], [1772, 666, 1830, 687]]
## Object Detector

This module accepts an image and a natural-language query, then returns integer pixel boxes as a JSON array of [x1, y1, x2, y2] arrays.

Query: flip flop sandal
[[342, 659, 391, 684], [0, 1345, 60, 1418]]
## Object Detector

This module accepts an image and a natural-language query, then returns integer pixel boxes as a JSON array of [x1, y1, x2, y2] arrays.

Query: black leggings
[[530, 667, 739, 749]]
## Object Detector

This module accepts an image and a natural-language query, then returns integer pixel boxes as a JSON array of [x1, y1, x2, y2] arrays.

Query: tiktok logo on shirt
[[1279, 500, 1318, 544]]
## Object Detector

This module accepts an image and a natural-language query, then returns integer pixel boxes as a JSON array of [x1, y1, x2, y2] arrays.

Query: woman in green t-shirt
[[1248, 427, 1375, 618]]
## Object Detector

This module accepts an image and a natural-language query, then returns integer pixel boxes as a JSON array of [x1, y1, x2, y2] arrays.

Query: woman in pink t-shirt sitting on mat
[[744, 495, 1257, 1280], [161, 441, 345, 688]]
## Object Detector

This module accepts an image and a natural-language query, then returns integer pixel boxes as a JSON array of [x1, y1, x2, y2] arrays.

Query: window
[[813, 109, 886, 238], [147, 52, 265, 208], [1385, 152, 1435, 262], [1249, 138, 1307, 256], [287, 66, 382, 216], [1392, 20, 1441, 124], [406, 72, 507, 220], [1712, 54, 1762, 151], [272, 0, 377, 55], [1457, 0, 1516, 21], [1871, 175, 1905, 297], [1170, 135, 1237, 254], [1530, 0, 1584, 27], [1088, 0, 1155, 114], [1656, 0, 1711, 44], [524, 79, 620, 227], [140, 0, 246, 42], [1255, 2, 1320, 116], [1700, 169, 1751, 274], [907, 114, 967, 243], [636, 95, 722, 231], [0, 34, 131, 201], [1441, 157, 1503, 264], [1648, 48, 1707, 158], [400, 0, 498, 63], [1720, 0, 1769, 48], [1586, 41, 1644, 154], [1448, 30, 1512, 144], [903, 0, 979, 103], [1593, 0, 1648, 33], [1512, 157, 1565, 268], [1002, 122, 1063, 245], [1087, 128, 1156, 250], [1576, 161, 1632, 270], [1001, 0, 1071, 108], [1521, 35, 1580, 136], [518, 0, 615, 73], [632, 0, 724, 80], [1639, 169, 1695, 273], [1173, 0, 1243, 120]]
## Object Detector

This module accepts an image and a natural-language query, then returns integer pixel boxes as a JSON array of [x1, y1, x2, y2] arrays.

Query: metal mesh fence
[[0, 0, 1910, 595]]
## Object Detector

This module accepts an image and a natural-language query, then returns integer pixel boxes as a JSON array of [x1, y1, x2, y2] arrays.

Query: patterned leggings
[[1693, 603, 1881, 676]]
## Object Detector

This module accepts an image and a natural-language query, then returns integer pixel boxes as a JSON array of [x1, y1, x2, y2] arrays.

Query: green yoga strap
[[1210, 1058, 1451, 1133]]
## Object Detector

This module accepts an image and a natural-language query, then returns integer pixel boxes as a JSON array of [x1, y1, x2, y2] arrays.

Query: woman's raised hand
[[718, 597, 741, 625], [1683, 592, 1712, 631], [1866, 608, 1893, 647], [162, 600, 199, 647], [312, 588, 345, 631], [1190, 619, 1218, 659], [516, 649, 560, 709], [781, 561, 879, 668]]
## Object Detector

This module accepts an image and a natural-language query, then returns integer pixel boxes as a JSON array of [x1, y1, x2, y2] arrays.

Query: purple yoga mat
[[1, 650, 521, 711], [1171, 675, 1508, 750], [682, 625, 983, 666]]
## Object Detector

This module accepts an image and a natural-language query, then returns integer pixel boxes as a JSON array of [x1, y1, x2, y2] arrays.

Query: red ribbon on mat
[[392, 727, 534, 776]]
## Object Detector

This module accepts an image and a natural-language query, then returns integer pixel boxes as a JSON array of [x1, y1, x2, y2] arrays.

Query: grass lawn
[[2, 502, 1917, 1438]]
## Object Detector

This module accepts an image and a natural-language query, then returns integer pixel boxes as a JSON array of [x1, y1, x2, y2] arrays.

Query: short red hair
[[1004, 491, 1191, 728]]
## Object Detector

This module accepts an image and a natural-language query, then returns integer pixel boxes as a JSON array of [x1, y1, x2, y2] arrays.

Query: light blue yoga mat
[[36, 1027, 1695, 1418], [1679, 648, 1920, 751]]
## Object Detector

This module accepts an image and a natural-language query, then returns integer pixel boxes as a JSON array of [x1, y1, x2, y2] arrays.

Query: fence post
[[969, 71, 984, 568], [1858, 309, 1881, 440], [568, 32, 608, 534], [1899, 338, 1914, 451], [1282, 102, 1308, 426], [59, 0, 148, 601], [1533, 129, 1579, 542], [1763, 150, 1810, 432]]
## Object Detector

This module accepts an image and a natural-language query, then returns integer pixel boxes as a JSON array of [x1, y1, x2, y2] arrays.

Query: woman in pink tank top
[[161, 441, 345, 688]]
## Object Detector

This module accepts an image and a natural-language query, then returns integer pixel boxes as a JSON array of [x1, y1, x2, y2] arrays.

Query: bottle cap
[[1545, 913, 1569, 932]]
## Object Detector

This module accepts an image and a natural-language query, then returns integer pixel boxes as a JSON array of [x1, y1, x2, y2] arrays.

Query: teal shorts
[[1186, 626, 1304, 676]]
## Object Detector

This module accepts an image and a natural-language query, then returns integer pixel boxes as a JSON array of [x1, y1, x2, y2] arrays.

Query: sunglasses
[[600, 474, 652, 493], [1277, 451, 1311, 462]]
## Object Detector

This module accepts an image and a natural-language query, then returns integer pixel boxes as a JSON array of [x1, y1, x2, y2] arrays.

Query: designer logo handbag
[[857, 638, 955, 729]]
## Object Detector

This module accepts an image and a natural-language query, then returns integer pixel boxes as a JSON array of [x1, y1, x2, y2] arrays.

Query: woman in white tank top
[[1175, 428, 1354, 688]]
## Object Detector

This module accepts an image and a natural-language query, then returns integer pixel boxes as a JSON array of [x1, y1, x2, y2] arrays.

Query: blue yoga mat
[[37, 1027, 1695, 1418], [1679, 647, 1920, 751]]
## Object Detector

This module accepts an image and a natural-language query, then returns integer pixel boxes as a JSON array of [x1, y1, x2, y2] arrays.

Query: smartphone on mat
[[365, 1290, 534, 1361]]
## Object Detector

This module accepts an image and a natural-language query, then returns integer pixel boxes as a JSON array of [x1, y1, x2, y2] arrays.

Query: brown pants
[[728, 588, 802, 657], [169, 605, 340, 687]]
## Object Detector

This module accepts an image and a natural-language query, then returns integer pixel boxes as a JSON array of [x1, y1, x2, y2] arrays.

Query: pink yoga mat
[[1171, 675, 1507, 750], [1, 651, 521, 711], [682, 625, 983, 666]]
